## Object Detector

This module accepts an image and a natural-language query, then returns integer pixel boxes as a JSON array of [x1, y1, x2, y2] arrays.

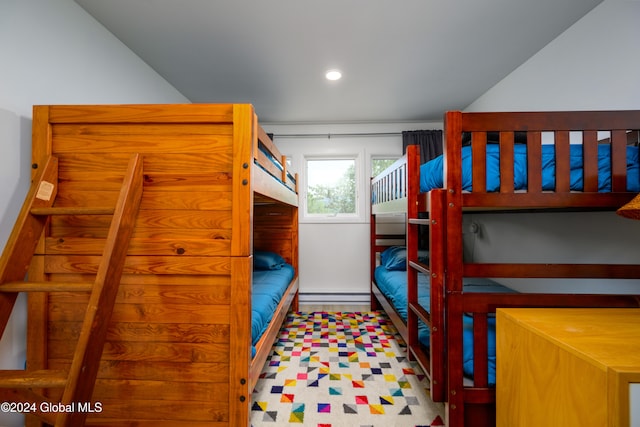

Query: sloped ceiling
[[75, 0, 603, 123]]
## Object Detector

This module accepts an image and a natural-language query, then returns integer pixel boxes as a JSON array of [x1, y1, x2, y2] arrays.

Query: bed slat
[[555, 131, 571, 193], [472, 132, 487, 193], [583, 131, 599, 192], [498, 132, 514, 193], [472, 314, 489, 389], [612, 129, 629, 192], [525, 132, 541, 194]]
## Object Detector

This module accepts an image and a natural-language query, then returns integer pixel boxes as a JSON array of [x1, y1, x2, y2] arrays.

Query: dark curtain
[[402, 130, 443, 164]]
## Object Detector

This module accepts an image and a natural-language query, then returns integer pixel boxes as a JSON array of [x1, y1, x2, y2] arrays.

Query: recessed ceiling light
[[325, 69, 342, 81]]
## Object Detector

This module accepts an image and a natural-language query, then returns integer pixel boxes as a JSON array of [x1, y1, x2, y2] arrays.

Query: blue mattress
[[374, 265, 515, 385], [420, 144, 640, 193], [251, 264, 295, 357]]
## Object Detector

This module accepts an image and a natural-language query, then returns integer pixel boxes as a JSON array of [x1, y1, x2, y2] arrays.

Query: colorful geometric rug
[[251, 311, 446, 427]]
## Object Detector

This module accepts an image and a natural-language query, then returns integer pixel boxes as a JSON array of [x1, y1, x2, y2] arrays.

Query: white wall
[[0, 1, 187, 425], [264, 122, 439, 303], [467, 0, 640, 112], [463, 212, 640, 293], [463, 0, 640, 293], [0, 0, 188, 246]]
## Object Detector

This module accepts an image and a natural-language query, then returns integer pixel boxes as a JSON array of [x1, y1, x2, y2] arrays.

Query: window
[[305, 158, 357, 218]]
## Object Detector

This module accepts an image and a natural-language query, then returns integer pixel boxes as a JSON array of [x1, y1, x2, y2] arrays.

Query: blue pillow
[[380, 246, 428, 271], [253, 251, 285, 270]]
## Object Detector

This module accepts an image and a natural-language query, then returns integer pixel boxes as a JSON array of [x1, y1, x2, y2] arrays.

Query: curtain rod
[[272, 131, 402, 139]]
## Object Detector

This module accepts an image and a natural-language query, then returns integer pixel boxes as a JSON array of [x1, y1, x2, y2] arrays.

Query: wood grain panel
[[460, 110, 640, 131], [253, 241, 293, 262], [58, 153, 233, 174], [46, 272, 231, 287], [53, 122, 231, 135], [47, 360, 230, 383], [26, 255, 48, 374], [84, 420, 228, 427], [141, 172, 232, 192], [53, 191, 119, 208], [47, 283, 231, 305], [496, 308, 640, 427], [134, 209, 232, 229], [92, 379, 228, 401], [140, 153, 233, 174], [49, 340, 229, 363], [86, 398, 228, 422], [94, 360, 230, 383], [48, 302, 230, 324], [254, 204, 297, 266], [43, 377, 228, 402], [140, 191, 232, 210], [48, 321, 229, 343], [46, 103, 234, 124], [52, 124, 231, 153], [228, 256, 251, 427], [53, 190, 234, 211], [58, 172, 232, 193], [42, 255, 232, 275], [48, 212, 233, 243], [44, 236, 231, 256]]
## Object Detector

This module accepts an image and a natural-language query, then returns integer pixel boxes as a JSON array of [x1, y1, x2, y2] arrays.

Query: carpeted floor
[[251, 311, 446, 427]]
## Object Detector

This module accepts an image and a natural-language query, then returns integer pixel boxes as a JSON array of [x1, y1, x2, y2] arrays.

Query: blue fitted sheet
[[251, 264, 295, 357], [420, 144, 640, 193], [374, 265, 515, 385]]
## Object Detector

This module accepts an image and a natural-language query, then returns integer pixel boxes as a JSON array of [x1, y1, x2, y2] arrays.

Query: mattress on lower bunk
[[252, 256, 295, 358], [420, 144, 640, 193], [374, 258, 515, 385]]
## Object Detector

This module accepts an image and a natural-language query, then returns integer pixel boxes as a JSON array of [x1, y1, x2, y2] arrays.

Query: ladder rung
[[408, 260, 429, 275], [30, 207, 115, 216], [409, 301, 431, 325], [0, 282, 93, 293], [408, 218, 430, 225], [0, 370, 67, 388]]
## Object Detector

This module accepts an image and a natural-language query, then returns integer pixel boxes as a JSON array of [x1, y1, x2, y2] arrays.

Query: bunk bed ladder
[[0, 153, 143, 427]]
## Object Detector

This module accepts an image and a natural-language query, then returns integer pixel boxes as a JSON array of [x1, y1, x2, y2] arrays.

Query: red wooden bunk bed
[[370, 110, 640, 427]]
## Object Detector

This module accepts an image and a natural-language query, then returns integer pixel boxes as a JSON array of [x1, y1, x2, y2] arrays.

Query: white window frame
[[302, 154, 362, 223]]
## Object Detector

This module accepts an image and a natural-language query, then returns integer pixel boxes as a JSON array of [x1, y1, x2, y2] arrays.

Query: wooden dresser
[[496, 308, 640, 427]]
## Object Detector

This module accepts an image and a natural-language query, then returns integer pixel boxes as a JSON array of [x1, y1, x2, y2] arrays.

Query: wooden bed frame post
[[443, 111, 467, 427], [291, 207, 299, 312], [370, 185, 380, 311], [428, 188, 447, 403], [231, 104, 255, 257], [229, 257, 252, 427], [406, 145, 420, 356], [229, 105, 255, 427]]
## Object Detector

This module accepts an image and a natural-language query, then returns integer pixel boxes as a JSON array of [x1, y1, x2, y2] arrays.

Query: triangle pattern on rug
[[251, 311, 445, 427]]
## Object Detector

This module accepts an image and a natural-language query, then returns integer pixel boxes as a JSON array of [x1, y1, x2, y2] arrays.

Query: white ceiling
[[74, 0, 603, 124]]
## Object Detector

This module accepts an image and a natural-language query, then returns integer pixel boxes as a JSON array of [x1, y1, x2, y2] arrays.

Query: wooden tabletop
[[497, 308, 640, 370]]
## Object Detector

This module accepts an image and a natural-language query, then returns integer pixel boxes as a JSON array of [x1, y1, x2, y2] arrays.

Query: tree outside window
[[371, 158, 397, 178], [306, 159, 356, 216]]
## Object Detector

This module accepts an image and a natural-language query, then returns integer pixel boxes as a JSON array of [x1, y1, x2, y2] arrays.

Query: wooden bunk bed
[[13, 103, 299, 426], [370, 110, 640, 427]]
